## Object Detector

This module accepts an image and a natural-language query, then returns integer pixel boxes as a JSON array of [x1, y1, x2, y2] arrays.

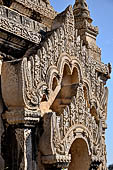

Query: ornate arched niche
[[39, 82, 104, 170], [69, 138, 91, 170], [50, 64, 80, 115]]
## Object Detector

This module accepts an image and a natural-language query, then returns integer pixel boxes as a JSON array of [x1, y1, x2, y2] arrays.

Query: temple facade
[[0, 0, 111, 170]]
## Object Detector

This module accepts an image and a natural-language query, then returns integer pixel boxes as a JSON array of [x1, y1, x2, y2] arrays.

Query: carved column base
[[42, 155, 70, 170]]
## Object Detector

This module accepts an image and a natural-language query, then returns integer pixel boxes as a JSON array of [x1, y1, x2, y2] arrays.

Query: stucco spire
[[73, 0, 92, 23]]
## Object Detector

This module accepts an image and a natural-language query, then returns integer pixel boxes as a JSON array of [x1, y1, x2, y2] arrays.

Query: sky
[[50, 0, 113, 166]]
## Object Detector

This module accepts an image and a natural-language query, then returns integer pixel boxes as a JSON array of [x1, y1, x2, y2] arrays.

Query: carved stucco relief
[[0, 2, 110, 170]]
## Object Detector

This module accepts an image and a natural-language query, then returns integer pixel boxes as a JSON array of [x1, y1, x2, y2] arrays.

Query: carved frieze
[[0, 6, 44, 44]]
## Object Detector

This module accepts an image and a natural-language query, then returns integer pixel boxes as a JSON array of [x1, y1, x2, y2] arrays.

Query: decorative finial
[[73, 0, 92, 23], [74, 0, 88, 10]]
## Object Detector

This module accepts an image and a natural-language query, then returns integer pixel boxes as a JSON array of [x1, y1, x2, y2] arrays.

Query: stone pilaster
[[2, 109, 40, 170], [15, 128, 33, 170]]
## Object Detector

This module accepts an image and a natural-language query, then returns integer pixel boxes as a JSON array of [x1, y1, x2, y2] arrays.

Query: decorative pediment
[[1, 4, 110, 125], [39, 84, 104, 167]]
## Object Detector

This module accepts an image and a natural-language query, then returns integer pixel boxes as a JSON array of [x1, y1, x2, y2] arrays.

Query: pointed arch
[[69, 138, 91, 170]]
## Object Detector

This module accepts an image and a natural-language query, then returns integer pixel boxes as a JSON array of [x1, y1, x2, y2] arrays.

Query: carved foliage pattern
[[21, 5, 109, 121], [22, 6, 76, 109]]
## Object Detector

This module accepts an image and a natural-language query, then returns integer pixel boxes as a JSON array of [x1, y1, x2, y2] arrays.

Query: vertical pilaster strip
[[15, 128, 33, 170], [24, 129, 32, 170]]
